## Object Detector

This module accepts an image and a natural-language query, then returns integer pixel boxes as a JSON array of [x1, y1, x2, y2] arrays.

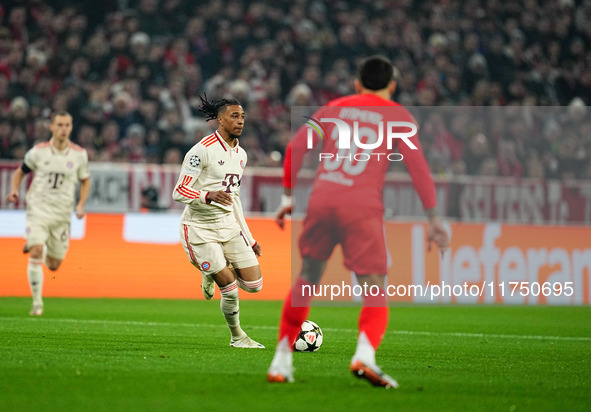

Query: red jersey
[[284, 93, 437, 214]]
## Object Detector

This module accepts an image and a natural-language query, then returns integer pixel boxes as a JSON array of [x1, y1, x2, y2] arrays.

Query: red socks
[[278, 277, 313, 346], [358, 289, 388, 349]]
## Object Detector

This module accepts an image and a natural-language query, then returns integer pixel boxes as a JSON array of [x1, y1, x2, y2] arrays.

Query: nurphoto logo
[[304, 107, 418, 163]]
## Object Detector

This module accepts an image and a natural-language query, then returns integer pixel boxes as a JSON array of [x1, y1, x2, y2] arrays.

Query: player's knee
[[45, 258, 61, 271], [238, 277, 263, 293], [219, 281, 240, 300], [29, 245, 44, 259]]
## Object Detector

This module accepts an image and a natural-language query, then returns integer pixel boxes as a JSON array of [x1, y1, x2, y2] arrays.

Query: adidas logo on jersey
[[218, 160, 225, 165]]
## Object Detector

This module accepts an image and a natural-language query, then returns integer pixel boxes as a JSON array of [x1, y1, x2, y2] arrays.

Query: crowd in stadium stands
[[1, 0, 591, 180]]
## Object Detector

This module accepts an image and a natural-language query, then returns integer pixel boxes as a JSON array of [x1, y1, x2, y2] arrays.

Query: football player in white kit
[[173, 96, 264, 348], [7, 111, 91, 316]]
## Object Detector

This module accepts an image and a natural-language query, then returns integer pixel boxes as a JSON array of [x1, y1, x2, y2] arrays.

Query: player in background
[[172, 95, 265, 348], [268, 56, 450, 387], [7, 111, 91, 316]]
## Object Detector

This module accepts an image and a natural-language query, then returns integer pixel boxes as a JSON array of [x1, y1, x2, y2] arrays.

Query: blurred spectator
[[162, 147, 182, 164], [140, 186, 164, 212], [464, 133, 490, 175], [525, 152, 546, 179], [0, 117, 12, 158], [97, 120, 121, 160], [122, 123, 147, 163], [497, 140, 523, 178], [479, 157, 500, 177], [109, 91, 138, 138]]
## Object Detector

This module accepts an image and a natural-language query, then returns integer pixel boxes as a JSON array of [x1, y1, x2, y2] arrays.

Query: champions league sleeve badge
[[189, 155, 201, 167]]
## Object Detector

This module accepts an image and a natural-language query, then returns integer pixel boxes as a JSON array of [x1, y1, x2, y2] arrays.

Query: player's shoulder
[[27, 141, 50, 159], [69, 142, 85, 152], [183, 138, 210, 167], [197, 132, 224, 150], [33, 141, 51, 150], [328, 94, 402, 107], [327, 95, 358, 107]]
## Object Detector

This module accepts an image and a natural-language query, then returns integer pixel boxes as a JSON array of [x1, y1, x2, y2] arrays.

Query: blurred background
[[0, 0, 590, 223]]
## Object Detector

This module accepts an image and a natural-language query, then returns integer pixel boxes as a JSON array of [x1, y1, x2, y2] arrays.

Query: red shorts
[[298, 206, 387, 275]]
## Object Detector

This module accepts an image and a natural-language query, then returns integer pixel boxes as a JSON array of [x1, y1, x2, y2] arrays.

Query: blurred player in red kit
[[268, 55, 449, 387]]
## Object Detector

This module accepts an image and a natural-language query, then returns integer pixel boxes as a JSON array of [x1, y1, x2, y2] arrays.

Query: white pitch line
[[1, 317, 590, 342]]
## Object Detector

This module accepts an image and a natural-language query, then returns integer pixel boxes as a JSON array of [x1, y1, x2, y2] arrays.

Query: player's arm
[[399, 126, 449, 255], [275, 142, 293, 229], [172, 146, 214, 205], [425, 208, 448, 255], [274, 185, 292, 230], [7, 166, 28, 203], [76, 178, 90, 219], [7, 149, 36, 203], [232, 194, 261, 257], [76, 150, 91, 218], [275, 109, 322, 229]]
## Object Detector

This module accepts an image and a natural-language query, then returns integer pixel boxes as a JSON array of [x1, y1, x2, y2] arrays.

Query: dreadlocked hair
[[198, 94, 241, 121]]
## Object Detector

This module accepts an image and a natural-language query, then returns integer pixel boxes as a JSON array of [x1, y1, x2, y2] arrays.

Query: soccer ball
[[293, 320, 323, 352]]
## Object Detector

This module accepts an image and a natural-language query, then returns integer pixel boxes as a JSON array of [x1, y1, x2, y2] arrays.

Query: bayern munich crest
[[240, 160, 245, 169], [189, 155, 201, 167], [201, 261, 211, 270]]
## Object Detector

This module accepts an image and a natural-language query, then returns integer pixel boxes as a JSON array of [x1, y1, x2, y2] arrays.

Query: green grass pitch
[[1, 298, 590, 411]]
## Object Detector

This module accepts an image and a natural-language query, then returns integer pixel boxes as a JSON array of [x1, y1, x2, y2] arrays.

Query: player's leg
[[278, 257, 325, 348], [234, 265, 263, 293], [180, 223, 216, 299], [267, 257, 327, 382], [278, 208, 336, 346], [352, 274, 388, 367], [349, 273, 397, 389], [184, 236, 258, 346], [27, 222, 69, 315], [226, 231, 262, 293], [269, 208, 336, 382], [211, 266, 249, 345], [341, 212, 398, 388], [24, 221, 49, 316], [222, 230, 264, 347], [27, 244, 45, 315], [45, 222, 69, 271], [180, 224, 253, 345], [211, 266, 264, 348], [44, 255, 63, 271]]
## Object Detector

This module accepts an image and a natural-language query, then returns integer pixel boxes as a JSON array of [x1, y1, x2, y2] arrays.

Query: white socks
[[352, 331, 376, 366], [28, 257, 44, 307], [270, 336, 293, 371], [219, 281, 246, 340]]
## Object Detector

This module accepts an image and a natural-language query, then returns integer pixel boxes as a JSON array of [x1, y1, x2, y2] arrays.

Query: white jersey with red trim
[[23, 141, 90, 223], [173, 131, 248, 226]]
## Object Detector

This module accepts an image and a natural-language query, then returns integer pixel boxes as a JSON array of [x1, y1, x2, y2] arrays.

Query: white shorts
[[25, 217, 70, 260], [179, 216, 258, 276]]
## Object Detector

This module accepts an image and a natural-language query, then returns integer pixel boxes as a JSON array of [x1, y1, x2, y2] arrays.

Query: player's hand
[[252, 242, 262, 257], [7, 191, 19, 203], [427, 217, 449, 257], [76, 205, 86, 219], [207, 190, 233, 206], [274, 205, 292, 230]]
